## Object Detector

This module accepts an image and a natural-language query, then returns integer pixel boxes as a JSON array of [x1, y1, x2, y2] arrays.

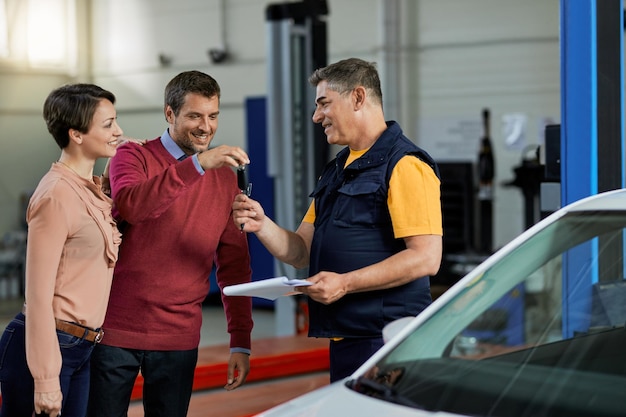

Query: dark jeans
[[88, 344, 198, 417], [329, 337, 384, 382], [0, 313, 95, 417]]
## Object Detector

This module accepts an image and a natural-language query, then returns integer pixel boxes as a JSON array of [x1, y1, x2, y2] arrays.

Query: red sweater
[[101, 138, 253, 350]]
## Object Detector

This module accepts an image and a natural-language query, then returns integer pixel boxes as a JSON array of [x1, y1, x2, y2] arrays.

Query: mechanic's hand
[[298, 271, 347, 304], [232, 194, 266, 232]]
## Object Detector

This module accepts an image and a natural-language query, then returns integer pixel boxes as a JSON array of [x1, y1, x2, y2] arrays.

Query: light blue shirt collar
[[160, 129, 187, 160], [160, 129, 205, 174]]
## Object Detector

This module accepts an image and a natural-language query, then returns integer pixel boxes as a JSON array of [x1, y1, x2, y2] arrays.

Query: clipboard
[[222, 276, 312, 301]]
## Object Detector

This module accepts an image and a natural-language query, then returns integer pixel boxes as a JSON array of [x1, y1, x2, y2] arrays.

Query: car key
[[237, 165, 252, 232]]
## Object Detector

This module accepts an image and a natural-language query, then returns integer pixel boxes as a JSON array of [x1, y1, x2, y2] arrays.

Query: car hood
[[255, 379, 463, 417]]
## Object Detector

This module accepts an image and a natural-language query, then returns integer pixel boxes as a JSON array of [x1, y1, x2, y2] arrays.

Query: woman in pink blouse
[[0, 83, 123, 417]]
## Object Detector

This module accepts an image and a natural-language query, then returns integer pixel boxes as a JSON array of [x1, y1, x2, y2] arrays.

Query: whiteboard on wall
[[417, 116, 482, 162]]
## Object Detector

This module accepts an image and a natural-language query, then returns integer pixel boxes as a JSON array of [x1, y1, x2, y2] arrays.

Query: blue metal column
[[561, 0, 625, 204], [560, 0, 597, 205], [560, 0, 624, 336]]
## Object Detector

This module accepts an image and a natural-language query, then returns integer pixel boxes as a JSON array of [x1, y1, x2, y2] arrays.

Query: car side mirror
[[382, 316, 415, 343]]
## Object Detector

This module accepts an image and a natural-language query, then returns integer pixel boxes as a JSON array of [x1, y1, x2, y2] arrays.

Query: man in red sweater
[[87, 71, 254, 417]]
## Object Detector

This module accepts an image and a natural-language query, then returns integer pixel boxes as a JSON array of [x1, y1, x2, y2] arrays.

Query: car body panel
[[257, 189, 626, 417]]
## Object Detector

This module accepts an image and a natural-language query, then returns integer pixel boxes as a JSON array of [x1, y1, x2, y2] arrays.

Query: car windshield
[[351, 210, 626, 417]]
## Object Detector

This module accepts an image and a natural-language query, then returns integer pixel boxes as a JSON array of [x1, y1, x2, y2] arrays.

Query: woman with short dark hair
[[0, 83, 124, 417]]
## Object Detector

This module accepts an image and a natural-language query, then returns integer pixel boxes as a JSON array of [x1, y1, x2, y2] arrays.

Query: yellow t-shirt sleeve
[[302, 200, 315, 224], [388, 156, 442, 238]]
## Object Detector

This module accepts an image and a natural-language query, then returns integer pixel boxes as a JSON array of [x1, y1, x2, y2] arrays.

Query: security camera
[[158, 53, 172, 67], [208, 48, 228, 64]]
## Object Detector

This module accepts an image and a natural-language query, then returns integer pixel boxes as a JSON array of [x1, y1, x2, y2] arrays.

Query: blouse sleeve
[[25, 190, 71, 393]]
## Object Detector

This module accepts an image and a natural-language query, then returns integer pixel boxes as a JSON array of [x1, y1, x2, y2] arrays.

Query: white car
[[257, 189, 626, 417]]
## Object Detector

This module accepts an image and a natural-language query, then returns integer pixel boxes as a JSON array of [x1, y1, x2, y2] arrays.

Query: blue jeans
[[0, 313, 96, 417], [329, 337, 384, 382], [88, 344, 198, 417]]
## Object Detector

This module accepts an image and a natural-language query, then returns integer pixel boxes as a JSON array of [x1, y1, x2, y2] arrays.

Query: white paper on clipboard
[[222, 276, 312, 301]]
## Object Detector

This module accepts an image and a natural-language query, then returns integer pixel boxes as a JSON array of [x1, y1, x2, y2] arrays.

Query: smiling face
[[81, 99, 123, 159], [166, 92, 219, 155], [312, 81, 355, 146]]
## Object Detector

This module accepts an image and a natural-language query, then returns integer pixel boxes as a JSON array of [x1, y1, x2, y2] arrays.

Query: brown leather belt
[[55, 319, 104, 344], [22, 304, 103, 343]]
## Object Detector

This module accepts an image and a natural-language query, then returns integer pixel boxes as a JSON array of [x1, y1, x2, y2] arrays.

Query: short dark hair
[[308, 58, 383, 105], [164, 70, 221, 116], [43, 83, 116, 149]]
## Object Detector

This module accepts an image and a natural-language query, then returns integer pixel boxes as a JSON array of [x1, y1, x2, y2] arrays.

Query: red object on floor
[[0, 335, 329, 410], [295, 295, 310, 335]]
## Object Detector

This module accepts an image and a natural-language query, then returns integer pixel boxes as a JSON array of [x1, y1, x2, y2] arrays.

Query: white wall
[[0, 71, 74, 233], [414, 0, 560, 248], [0, 0, 561, 252]]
